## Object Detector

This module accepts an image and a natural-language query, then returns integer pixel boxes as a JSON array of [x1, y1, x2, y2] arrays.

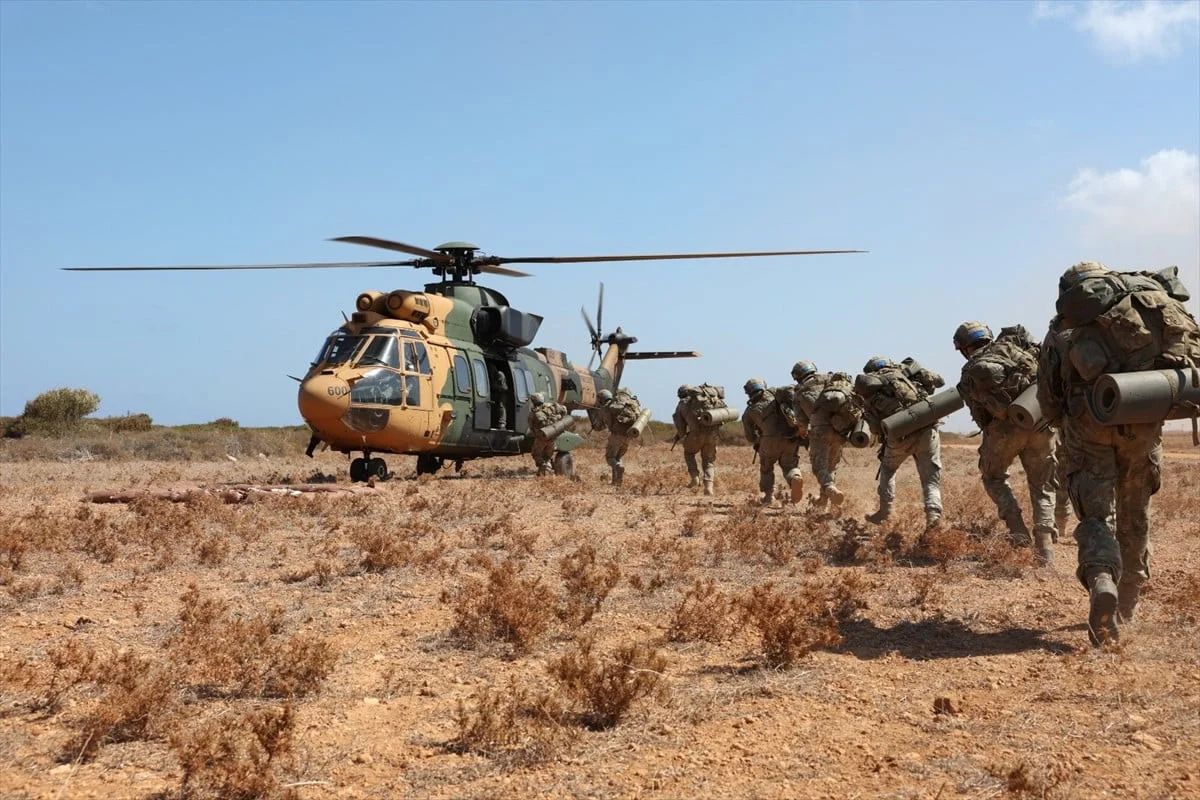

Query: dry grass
[[547, 636, 668, 730], [444, 558, 557, 653]]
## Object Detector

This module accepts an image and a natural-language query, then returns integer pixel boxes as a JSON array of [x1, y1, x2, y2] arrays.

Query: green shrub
[[96, 413, 154, 433], [19, 388, 101, 435]]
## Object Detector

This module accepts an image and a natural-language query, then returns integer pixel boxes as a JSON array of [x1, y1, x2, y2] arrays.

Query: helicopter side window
[[472, 359, 489, 398], [315, 333, 367, 366], [405, 342, 431, 375], [453, 355, 471, 395], [513, 367, 528, 403], [405, 374, 421, 407], [357, 336, 400, 369], [522, 369, 536, 398]]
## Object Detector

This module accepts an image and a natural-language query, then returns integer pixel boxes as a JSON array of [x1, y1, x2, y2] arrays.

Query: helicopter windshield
[[314, 333, 367, 367], [356, 336, 400, 369]]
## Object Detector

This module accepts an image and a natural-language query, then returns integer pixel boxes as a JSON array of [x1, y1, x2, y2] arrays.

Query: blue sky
[[2, 0, 1197, 430]]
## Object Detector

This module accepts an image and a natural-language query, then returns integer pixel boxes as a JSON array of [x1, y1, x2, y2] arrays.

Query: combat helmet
[[677, 384, 694, 399], [791, 361, 817, 381], [597, 389, 613, 404], [953, 321, 993, 354], [530, 392, 545, 406], [1058, 261, 1109, 294], [862, 356, 893, 373], [743, 377, 766, 396]]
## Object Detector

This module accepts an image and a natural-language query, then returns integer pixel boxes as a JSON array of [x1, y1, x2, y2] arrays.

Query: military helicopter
[[67, 237, 862, 480]]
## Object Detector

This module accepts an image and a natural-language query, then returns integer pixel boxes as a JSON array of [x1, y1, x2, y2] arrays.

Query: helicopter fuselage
[[298, 281, 621, 462]]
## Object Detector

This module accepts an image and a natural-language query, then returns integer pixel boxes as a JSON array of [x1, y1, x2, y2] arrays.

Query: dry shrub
[[169, 585, 336, 699], [990, 760, 1067, 798], [628, 571, 667, 596], [1152, 573, 1200, 624], [352, 527, 414, 572], [446, 559, 556, 652], [740, 575, 868, 668], [28, 639, 97, 713], [558, 544, 621, 627], [561, 496, 598, 518], [911, 573, 945, 609], [62, 649, 177, 761], [448, 679, 571, 764], [171, 703, 298, 800], [547, 636, 667, 730], [667, 579, 735, 642]]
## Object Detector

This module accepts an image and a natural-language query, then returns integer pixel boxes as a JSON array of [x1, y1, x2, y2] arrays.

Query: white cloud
[[1062, 149, 1200, 237], [1033, 1, 1200, 61]]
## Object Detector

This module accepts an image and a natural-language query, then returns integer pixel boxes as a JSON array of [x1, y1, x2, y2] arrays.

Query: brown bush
[[445, 559, 556, 652], [557, 544, 621, 627], [62, 649, 177, 762], [740, 576, 867, 668], [547, 636, 667, 730], [171, 703, 298, 800], [448, 679, 570, 764], [667, 578, 735, 643]]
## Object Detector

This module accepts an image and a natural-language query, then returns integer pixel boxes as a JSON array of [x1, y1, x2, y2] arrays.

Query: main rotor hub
[[432, 242, 483, 282]]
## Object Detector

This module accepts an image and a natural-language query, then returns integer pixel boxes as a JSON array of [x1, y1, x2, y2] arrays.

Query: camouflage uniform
[[1038, 262, 1200, 644], [595, 389, 641, 486], [741, 379, 803, 505], [673, 389, 719, 495], [530, 397, 569, 476], [792, 364, 856, 508], [955, 322, 1057, 562], [855, 358, 945, 528]]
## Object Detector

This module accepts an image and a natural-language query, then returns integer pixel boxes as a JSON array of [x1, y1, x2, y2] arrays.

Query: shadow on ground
[[837, 617, 1074, 660]]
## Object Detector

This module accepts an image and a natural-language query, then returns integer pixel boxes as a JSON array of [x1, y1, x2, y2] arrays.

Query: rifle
[[751, 442, 759, 464], [670, 435, 680, 451]]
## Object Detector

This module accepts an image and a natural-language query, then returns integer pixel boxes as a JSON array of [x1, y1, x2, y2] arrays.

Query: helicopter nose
[[298, 373, 351, 427]]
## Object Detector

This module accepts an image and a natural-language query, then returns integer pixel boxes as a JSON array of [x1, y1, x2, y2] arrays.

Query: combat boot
[[760, 492, 772, 506], [1086, 568, 1120, 647], [1002, 511, 1030, 547], [688, 475, 700, 489], [865, 504, 891, 525], [612, 465, 624, 487], [827, 486, 845, 508], [924, 509, 942, 532], [1117, 582, 1140, 624], [703, 480, 714, 497], [789, 476, 804, 505], [1033, 531, 1054, 567]]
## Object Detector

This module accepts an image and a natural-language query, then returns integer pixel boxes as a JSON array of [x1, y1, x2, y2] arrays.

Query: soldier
[[953, 321, 1057, 564], [672, 383, 725, 496], [594, 387, 642, 486], [855, 356, 945, 530], [1038, 261, 1200, 645], [741, 377, 803, 506], [488, 362, 509, 429], [791, 361, 859, 509], [529, 392, 569, 477]]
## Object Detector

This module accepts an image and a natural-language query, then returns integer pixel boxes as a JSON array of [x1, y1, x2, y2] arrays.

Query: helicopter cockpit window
[[357, 336, 400, 369], [314, 333, 367, 366], [405, 342, 431, 375], [453, 355, 471, 394], [349, 369, 404, 406], [472, 359, 489, 398]]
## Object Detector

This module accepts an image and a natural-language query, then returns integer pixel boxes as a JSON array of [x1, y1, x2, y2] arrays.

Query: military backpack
[[611, 391, 641, 427], [960, 326, 1040, 419], [686, 384, 727, 428], [814, 371, 861, 434]]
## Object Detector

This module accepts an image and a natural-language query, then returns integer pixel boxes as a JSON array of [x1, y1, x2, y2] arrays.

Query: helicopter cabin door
[[400, 337, 433, 438]]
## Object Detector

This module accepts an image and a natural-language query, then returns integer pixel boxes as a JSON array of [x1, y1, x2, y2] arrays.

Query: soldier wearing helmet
[[529, 391, 570, 477], [591, 386, 643, 487], [673, 382, 729, 495], [791, 360, 859, 509], [1039, 261, 1200, 645], [854, 355, 946, 530], [954, 320, 1060, 564], [741, 377, 804, 506]]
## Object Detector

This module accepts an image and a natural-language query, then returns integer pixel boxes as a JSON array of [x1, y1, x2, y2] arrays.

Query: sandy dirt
[[1, 435, 1198, 799]]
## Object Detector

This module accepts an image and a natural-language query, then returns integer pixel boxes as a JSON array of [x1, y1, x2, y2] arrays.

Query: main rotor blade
[[596, 282, 604, 336], [63, 260, 422, 272], [479, 264, 531, 278], [623, 351, 701, 360], [489, 249, 867, 265], [331, 236, 451, 262]]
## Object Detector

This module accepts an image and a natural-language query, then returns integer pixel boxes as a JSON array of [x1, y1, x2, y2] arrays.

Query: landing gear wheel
[[552, 451, 575, 479], [416, 455, 444, 476], [349, 457, 368, 483], [367, 458, 390, 481]]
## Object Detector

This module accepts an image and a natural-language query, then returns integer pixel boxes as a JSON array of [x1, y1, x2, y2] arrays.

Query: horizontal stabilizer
[[623, 351, 700, 360]]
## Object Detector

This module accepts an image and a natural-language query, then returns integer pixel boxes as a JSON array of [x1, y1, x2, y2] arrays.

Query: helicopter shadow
[[835, 617, 1074, 661]]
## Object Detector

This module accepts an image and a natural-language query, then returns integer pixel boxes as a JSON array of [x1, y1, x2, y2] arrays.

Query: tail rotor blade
[[596, 282, 604, 337], [581, 306, 598, 340]]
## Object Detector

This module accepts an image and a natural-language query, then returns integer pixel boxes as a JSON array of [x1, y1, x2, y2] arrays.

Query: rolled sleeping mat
[[700, 406, 740, 425], [1090, 368, 1200, 425], [880, 388, 965, 440], [628, 407, 654, 438], [538, 414, 576, 441], [848, 418, 873, 448], [1008, 383, 1045, 430]]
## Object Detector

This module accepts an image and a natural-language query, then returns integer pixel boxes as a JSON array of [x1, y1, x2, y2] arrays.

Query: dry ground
[[1, 432, 1198, 799]]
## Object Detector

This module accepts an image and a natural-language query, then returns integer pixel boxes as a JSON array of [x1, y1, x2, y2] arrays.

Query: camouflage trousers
[[682, 430, 718, 483], [807, 426, 845, 491], [758, 436, 802, 497], [1051, 428, 1071, 532], [878, 427, 942, 514], [977, 418, 1056, 535], [1062, 414, 1162, 591], [605, 433, 632, 469], [531, 437, 556, 475]]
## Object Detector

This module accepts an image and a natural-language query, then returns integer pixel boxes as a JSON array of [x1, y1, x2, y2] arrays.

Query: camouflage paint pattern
[[808, 426, 844, 492]]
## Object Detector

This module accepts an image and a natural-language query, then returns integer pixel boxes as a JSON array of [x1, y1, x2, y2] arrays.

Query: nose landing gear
[[350, 453, 390, 482]]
